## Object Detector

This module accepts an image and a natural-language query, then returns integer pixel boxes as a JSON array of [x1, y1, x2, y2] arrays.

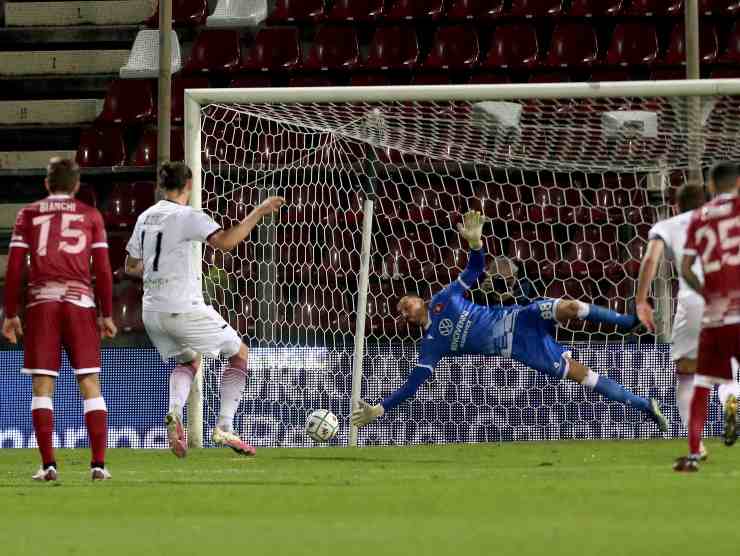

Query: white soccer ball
[[305, 409, 339, 443]]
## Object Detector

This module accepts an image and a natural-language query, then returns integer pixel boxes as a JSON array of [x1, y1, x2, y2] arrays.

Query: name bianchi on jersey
[[450, 310, 473, 352]]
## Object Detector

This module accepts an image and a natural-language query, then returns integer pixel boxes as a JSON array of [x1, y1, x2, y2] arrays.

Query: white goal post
[[183, 80, 740, 448]]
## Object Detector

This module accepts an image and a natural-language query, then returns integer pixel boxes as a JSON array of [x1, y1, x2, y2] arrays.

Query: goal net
[[187, 81, 740, 447]]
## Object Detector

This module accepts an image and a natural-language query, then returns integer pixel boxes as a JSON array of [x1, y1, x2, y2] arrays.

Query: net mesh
[[198, 91, 740, 445]]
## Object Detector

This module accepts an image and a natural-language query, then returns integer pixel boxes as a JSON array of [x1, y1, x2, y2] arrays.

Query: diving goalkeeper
[[353, 210, 668, 431]]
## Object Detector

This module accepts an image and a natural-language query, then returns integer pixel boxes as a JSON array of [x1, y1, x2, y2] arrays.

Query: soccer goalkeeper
[[353, 210, 668, 431]]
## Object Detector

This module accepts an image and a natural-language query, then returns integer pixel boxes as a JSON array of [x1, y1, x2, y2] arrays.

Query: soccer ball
[[305, 409, 339, 443]]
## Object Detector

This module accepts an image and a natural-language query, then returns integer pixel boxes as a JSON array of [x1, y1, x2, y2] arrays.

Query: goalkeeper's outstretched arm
[[454, 210, 488, 290]]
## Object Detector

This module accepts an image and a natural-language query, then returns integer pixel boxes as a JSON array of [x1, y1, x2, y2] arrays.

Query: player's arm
[[454, 210, 488, 290], [681, 253, 703, 296], [91, 212, 116, 338], [635, 238, 665, 332], [208, 196, 284, 251], [2, 209, 29, 343]]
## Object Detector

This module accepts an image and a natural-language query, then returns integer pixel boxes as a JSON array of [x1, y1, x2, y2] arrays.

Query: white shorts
[[671, 293, 704, 361], [143, 305, 242, 362]]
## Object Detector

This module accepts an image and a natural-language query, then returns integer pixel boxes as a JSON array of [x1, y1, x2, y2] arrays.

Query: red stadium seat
[[448, 0, 505, 19], [545, 23, 598, 68], [103, 182, 156, 229], [366, 283, 402, 336], [130, 127, 185, 166], [146, 0, 207, 26], [508, 238, 559, 282], [622, 238, 647, 278], [182, 30, 241, 74], [268, 0, 326, 23], [364, 26, 420, 71], [241, 27, 301, 72], [423, 25, 480, 71], [603, 279, 636, 321], [557, 241, 619, 280], [546, 279, 596, 302], [387, 0, 445, 20], [626, 0, 681, 15], [662, 23, 718, 65], [97, 80, 155, 124], [303, 26, 360, 71], [327, 0, 385, 22], [294, 289, 352, 332], [482, 24, 539, 70], [473, 182, 520, 221], [76, 127, 126, 167], [569, 0, 623, 15], [106, 233, 129, 273], [606, 23, 659, 66], [509, 0, 565, 17], [171, 77, 209, 124], [720, 23, 740, 63]]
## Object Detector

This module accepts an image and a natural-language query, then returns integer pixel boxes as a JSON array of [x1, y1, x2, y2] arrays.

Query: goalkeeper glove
[[456, 210, 487, 250], [352, 399, 384, 427]]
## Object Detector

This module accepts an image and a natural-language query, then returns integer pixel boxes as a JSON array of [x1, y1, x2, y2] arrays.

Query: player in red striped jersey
[[2, 158, 117, 481], [676, 162, 740, 472]]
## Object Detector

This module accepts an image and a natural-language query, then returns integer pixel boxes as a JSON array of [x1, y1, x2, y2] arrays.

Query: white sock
[[676, 374, 694, 430], [169, 364, 196, 419], [217, 357, 248, 433], [717, 382, 740, 408]]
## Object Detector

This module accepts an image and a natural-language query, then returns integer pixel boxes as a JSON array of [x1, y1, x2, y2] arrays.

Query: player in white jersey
[[637, 183, 739, 456], [125, 162, 283, 458]]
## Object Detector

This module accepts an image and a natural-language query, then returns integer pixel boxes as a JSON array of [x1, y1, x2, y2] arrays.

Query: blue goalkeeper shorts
[[511, 299, 571, 379]]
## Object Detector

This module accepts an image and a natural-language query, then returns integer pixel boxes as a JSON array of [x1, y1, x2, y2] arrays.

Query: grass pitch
[[1, 440, 738, 556]]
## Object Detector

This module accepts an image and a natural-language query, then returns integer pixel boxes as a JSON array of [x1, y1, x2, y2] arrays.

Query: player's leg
[[555, 299, 637, 330], [717, 358, 738, 446], [23, 303, 63, 481], [165, 350, 200, 458], [216, 342, 249, 433], [62, 304, 110, 480]]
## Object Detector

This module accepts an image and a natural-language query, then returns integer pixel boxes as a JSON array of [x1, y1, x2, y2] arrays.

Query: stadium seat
[[119, 29, 182, 79], [473, 182, 519, 221], [482, 24, 539, 70], [662, 23, 718, 65], [509, 0, 565, 17], [76, 127, 126, 167], [448, 0, 505, 19], [626, 0, 681, 15], [375, 182, 407, 234], [241, 27, 301, 72], [605, 23, 659, 66], [546, 279, 596, 302], [113, 283, 145, 332], [366, 283, 402, 336], [386, 0, 445, 20], [364, 26, 420, 71], [75, 183, 98, 209], [207, 0, 267, 28], [508, 238, 559, 282], [130, 127, 185, 166], [103, 182, 156, 229], [720, 23, 740, 63], [424, 25, 480, 71], [622, 238, 647, 278], [97, 79, 155, 124], [557, 241, 619, 280], [603, 279, 636, 321], [545, 23, 598, 68], [146, 0, 207, 26], [303, 26, 360, 72], [171, 76, 209, 123], [182, 30, 241, 74], [327, 0, 385, 22], [268, 0, 326, 23], [568, 0, 623, 16], [294, 289, 352, 332]]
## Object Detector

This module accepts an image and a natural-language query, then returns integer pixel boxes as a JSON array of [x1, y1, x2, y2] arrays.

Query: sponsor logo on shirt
[[450, 310, 473, 351], [438, 318, 454, 336]]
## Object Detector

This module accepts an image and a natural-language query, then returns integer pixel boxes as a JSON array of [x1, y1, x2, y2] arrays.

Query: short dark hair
[[709, 161, 739, 193], [677, 184, 706, 213], [46, 157, 80, 193], [159, 161, 193, 191]]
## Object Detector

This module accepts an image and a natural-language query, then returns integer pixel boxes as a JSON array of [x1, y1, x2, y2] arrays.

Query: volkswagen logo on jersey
[[438, 318, 454, 336]]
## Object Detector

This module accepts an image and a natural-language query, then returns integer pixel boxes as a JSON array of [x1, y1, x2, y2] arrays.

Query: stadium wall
[[0, 345, 730, 449]]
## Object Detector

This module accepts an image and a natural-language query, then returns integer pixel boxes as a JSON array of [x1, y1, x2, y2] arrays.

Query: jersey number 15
[[32, 214, 86, 256]]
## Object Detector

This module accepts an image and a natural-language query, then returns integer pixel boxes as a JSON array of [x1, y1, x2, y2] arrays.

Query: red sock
[[689, 386, 710, 456], [84, 397, 108, 468], [31, 396, 55, 467]]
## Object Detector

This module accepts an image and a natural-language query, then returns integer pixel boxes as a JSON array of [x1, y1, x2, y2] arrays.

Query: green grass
[[1, 440, 738, 556]]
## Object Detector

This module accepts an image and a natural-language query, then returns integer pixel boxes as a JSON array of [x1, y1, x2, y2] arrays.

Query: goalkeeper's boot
[[212, 427, 256, 457], [723, 394, 737, 447], [91, 467, 112, 481], [648, 398, 669, 433], [673, 455, 700, 473], [165, 411, 187, 458], [32, 465, 57, 482]]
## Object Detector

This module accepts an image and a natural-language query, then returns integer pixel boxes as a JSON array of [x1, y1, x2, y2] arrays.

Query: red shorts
[[696, 324, 740, 386], [22, 301, 101, 377]]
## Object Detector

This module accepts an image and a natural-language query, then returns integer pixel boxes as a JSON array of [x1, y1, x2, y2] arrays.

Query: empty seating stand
[[303, 26, 360, 72], [268, 0, 326, 23], [207, 0, 267, 27], [327, 0, 386, 22], [364, 26, 420, 71], [120, 29, 182, 79], [241, 27, 301, 72], [146, 0, 208, 27], [182, 30, 241, 74]]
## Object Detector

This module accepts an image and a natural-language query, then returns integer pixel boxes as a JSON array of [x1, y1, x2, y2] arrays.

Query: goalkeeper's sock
[[169, 363, 196, 420], [689, 386, 710, 457], [31, 396, 55, 468], [583, 370, 650, 412], [575, 302, 637, 330], [217, 355, 249, 433], [83, 397, 107, 469]]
